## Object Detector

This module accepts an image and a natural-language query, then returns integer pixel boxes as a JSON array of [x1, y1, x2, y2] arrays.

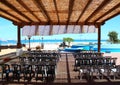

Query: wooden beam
[[13, 21, 103, 26], [76, 0, 92, 24], [53, 0, 60, 24], [33, 0, 51, 22], [17, 0, 41, 22], [102, 12, 120, 24], [65, 0, 75, 33], [0, 8, 23, 22], [95, 3, 120, 22], [67, 0, 75, 24], [1, 0, 33, 22], [85, 0, 110, 22], [0, 14, 18, 23]]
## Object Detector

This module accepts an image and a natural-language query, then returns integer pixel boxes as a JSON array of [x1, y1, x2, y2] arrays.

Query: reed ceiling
[[0, 0, 120, 26]]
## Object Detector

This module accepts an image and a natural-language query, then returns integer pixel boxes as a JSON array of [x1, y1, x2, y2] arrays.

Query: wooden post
[[17, 26, 22, 48], [96, 24, 101, 52]]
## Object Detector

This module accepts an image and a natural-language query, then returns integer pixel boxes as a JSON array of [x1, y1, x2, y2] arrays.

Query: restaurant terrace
[[0, 0, 120, 85]]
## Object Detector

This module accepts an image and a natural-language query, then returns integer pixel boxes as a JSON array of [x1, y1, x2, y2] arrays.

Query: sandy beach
[[0, 43, 60, 56]]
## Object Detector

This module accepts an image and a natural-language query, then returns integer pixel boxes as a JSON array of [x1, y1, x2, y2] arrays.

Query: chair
[[52, 52, 60, 62], [19, 56, 26, 62], [35, 57, 41, 63], [74, 58, 81, 71], [11, 64, 21, 81], [35, 65, 45, 81], [21, 64, 34, 81], [28, 57, 35, 64], [78, 59, 91, 80], [1, 64, 12, 81], [46, 65, 56, 80], [28, 57, 35, 62], [90, 58, 100, 79], [97, 58, 111, 79], [107, 58, 118, 80]]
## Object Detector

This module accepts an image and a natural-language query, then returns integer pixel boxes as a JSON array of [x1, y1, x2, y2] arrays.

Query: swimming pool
[[93, 44, 120, 53], [61, 44, 120, 53]]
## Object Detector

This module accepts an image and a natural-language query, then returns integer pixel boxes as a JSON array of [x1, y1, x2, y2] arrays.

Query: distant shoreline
[[0, 39, 107, 45]]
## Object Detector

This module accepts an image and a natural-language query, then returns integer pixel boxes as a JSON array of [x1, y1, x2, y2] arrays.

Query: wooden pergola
[[0, 0, 120, 52]]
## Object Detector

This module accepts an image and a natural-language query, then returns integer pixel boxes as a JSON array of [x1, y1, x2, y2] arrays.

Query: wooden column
[[17, 26, 22, 48], [96, 24, 101, 52]]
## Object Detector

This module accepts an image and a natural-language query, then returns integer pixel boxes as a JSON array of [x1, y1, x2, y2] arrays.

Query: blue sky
[[0, 15, 120, 40]]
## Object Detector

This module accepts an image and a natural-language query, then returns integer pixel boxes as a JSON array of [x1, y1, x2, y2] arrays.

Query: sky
[[0, 15, 120, 41]]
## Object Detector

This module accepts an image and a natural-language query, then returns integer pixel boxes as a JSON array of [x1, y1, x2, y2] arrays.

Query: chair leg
[[2, 73, 4, 80], [6, 73, 9, 81], [18, 74, 20, 82], [113, 72, 116, 80], [80, 72, 83, 80], [42, 73, 44, 80], [90, 72, 93, 80], [97, 72, 100, 80]]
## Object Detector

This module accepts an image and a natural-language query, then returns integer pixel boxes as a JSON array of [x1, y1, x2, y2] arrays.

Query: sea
[[1, 39, 120, 52], [0, 39, 107, 45]]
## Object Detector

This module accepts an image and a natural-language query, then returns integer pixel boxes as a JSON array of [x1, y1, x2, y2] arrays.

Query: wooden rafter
[[13, 21, 101, 26], [0, 0, 120, 26], [33, 0, 51, 23], [0, 8, 23, 22], [102, 12, 120, 24], [0, 0, 33, 22], [0, 14, 17, 23], [53, 0, 60, 24], [67, 0, 75, 24], [95, 3, 120, 22], [76, 0, 92, 24], [17, 0, 41, 22], [85, 0, 111, 23], [65, 0, 75, 33]]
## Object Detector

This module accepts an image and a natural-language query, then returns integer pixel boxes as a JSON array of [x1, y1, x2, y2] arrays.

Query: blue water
[[94, 44, 120, 53], [0, 39, 107, 45], [0, 39, 120, 52], [60, 43, 120, 53]]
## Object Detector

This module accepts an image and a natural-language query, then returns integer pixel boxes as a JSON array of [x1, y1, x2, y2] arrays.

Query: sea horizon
[[0, 39, 107, 45]]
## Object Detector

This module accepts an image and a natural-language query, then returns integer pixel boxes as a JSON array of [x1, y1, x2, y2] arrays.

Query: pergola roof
[[0, 0, 120, 26]]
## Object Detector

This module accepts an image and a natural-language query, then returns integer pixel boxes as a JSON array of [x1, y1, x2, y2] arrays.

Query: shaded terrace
[[0, 0, 120, 85]]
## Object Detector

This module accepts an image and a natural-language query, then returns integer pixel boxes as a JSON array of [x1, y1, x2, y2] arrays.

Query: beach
[[0, 43, 60, 56]]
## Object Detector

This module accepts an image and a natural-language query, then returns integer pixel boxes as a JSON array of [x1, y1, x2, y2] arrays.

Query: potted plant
[[63, 37, 74, 47]]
